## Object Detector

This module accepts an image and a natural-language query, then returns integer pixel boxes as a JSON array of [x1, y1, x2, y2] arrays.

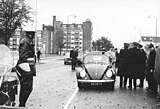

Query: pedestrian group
[[116, 42, 159, 95]]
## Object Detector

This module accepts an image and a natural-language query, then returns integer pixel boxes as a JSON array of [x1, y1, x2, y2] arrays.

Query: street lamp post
[[66, 14, 76, 51], [35, 0, 37, 55], [148, 15, 158, 45]]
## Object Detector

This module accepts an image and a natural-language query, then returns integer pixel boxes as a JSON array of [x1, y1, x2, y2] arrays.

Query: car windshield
[[84, 54, 110, 64]]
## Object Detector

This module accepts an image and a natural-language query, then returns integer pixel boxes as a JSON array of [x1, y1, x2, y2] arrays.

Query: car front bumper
[[78, 79, 115, 83]]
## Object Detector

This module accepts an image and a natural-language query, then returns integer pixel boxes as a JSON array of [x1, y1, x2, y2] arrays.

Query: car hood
[[84, 63, 109, 80]]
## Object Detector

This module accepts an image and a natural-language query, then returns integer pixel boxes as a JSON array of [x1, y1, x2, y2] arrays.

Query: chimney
[[53, 16, 56, 27]]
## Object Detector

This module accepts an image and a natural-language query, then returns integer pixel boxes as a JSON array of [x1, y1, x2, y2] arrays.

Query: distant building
[[9, 30, 36, 51], [43, 17, 62, 54], [61, 19, 92, 52], [41, 29, 52, 54], [9, 30, 21, 50], [83, 19, 92, 51], [140, 36, 160, 47], [61, 23, 83, 51], [36, 30, 43, 50], [42, 16, 92, 54]]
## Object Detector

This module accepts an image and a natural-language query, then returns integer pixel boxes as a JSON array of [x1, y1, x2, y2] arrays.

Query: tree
[[55, 29, 65, 55], [92, 41, 96, 50], [93, 36, 113, 51], [0, 0, 33, 45]]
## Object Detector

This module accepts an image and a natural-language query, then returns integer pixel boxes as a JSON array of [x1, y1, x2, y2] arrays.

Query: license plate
[[91, 83, 102, 85]]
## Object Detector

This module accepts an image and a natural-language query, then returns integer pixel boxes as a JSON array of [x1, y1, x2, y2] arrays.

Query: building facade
[[9, 30, 21, 50], [83, 19, 92, 51], [140, 36, 160, 47], [61, 23, 83, 52], [61, 19, 92, 52], [9, 16, 93, 55]]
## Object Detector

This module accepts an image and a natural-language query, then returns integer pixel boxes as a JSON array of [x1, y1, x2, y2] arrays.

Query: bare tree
[[55, 29, 65, 55], [0, 0, 33, 45]]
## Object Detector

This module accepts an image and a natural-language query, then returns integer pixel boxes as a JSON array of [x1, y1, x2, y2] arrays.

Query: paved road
[[18, 57, 160, 109]]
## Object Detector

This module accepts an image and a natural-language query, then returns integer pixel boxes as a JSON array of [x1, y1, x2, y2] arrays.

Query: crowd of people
[[116, 42, 159, 94]]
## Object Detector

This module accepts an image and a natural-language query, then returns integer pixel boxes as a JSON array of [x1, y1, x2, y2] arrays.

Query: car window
[[84, 54, 110, 64]]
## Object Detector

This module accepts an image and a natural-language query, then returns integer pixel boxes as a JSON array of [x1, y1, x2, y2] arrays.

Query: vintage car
[[76, 51, 116, 90]]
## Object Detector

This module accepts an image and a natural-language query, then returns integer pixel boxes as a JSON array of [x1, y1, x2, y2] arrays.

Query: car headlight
[[80, 70, 86, 78], [106, 70, 113, 77]]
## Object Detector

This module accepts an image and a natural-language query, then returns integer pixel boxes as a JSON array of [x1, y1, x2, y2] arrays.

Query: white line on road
[[63, 88, 79, 109]]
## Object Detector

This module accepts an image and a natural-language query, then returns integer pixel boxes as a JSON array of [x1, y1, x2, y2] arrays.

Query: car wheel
[[64, 61, 66, 65]]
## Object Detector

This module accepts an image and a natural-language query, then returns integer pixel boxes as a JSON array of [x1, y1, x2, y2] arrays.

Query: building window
[[78, 25, 82, 28], [63, 25, 66, 28], [71, 25, 74, 28]]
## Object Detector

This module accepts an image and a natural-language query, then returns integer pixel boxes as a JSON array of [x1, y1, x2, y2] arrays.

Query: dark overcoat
[[137, 49, 146, 79], [117, 48, 128, 77], [145, 49, 156, 81], [70, 50, 78, 65], [154, 47, 160, 84], [126, 47, 139, 79]]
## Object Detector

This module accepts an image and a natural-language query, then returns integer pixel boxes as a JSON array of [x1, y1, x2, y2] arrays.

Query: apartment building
[[9, 30, 21, 50], [61, 23, 83, 51]]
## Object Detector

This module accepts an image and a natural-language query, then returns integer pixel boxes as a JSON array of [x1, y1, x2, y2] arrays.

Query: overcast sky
[[25, 0, 160, 48]]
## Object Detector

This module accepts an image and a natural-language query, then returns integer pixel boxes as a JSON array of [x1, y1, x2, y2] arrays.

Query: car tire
[[64, 62, 66, 65]]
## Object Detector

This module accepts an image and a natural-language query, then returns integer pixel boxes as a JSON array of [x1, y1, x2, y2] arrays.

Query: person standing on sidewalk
[[70, 47, 78, 70], [37, 49, 42, 63], [117, 43, 129, 88], [146, 43, 158, 94], [126, 42, 139, 90], [16, 34, 36, 107]]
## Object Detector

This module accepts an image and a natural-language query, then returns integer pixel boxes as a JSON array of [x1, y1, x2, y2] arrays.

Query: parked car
[[64, 52, 71, 65], [64, 52, 82, 66], [76, 51, 116, 90]]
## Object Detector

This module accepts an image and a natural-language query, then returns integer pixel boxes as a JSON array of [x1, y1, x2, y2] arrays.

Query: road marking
[[63, 88, 78, 109]]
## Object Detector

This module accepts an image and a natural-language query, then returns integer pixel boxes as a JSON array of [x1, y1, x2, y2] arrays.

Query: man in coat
[[146, 43, 158, 94], [70, 47, 78, 70], [126, 42, 140, 89], [117, 43, 129, 88], [154, 46, 160, 84], [16, 34, 36, 107], [137, 44, 147, 88]]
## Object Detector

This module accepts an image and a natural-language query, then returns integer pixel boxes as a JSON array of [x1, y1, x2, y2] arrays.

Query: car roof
[[85, 51, 105, 55]]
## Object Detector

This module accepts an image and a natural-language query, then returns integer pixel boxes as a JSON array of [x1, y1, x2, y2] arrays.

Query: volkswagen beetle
[[76, 51, 116, 90]]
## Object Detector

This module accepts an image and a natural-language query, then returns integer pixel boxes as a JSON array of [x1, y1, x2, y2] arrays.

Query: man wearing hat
[[16, 33, 36, 107], [125, 42, 140, 89], [117, 43, 129, 88], [70, 47, 78, 70], [137, 44, 146, 88], [146, 43, 158, 94]]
